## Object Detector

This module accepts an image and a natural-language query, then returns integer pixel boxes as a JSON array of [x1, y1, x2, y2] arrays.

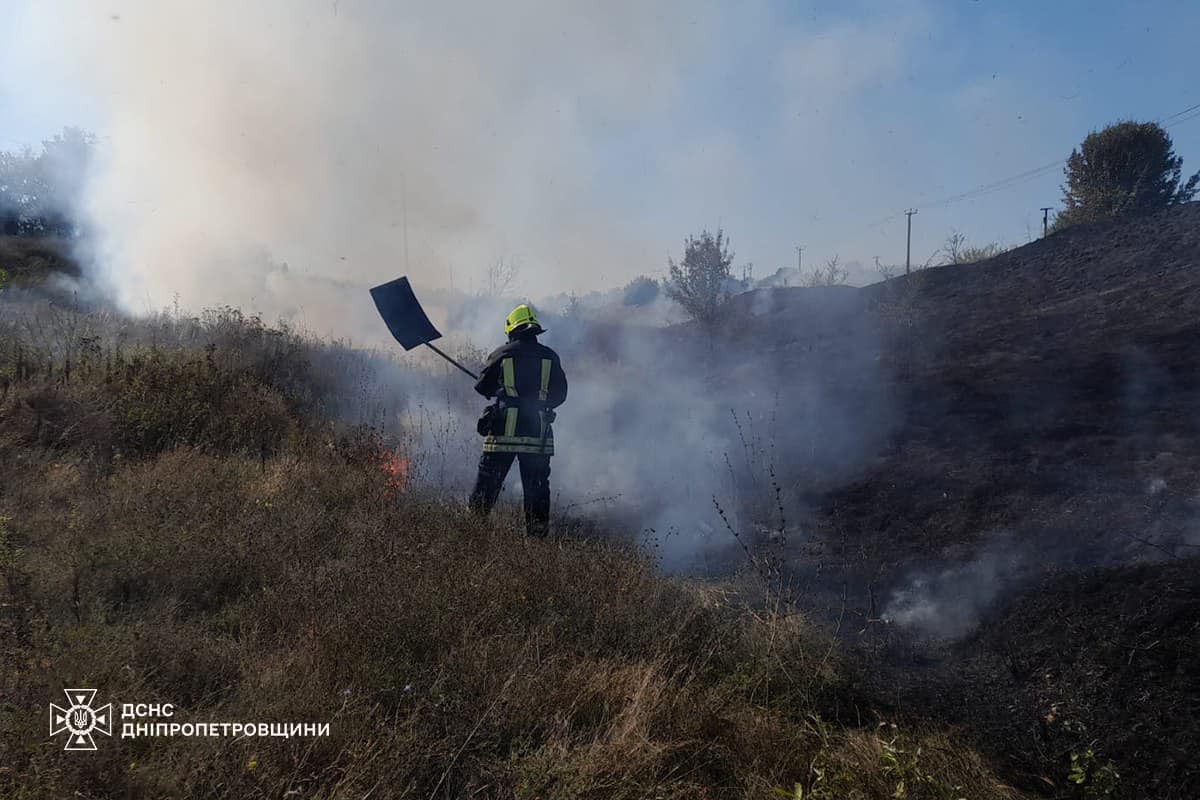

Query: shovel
[[370, 276, 478, 380]]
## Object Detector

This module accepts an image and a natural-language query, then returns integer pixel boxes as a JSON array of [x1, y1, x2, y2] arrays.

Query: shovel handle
[[424, 341, 479, 381]]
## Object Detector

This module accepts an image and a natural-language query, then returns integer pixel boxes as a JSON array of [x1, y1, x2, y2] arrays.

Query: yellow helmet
[[504, 304, 543, 336]]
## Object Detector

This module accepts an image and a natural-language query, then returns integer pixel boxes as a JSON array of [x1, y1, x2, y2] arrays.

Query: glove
[[476, 405, 496, 436]]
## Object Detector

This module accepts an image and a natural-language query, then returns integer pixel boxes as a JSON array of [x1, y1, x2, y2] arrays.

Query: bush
[[0, 304, 385, 460], [622, 275, 660, 307], [0, 348, 293, 459], [804, 255, 850, 286], [940, 231, 1007, 265], [0, 235, 80, 286], [109, 349, 293, 457]]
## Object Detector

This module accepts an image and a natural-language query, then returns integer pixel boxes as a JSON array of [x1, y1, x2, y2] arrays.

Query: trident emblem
[[50, 689, 113, 751]]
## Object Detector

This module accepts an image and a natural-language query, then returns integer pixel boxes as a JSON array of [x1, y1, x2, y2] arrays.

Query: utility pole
[[796, 245, 804, 275], [1040, 207, 1052, 238], [904, 209, 918, 275]]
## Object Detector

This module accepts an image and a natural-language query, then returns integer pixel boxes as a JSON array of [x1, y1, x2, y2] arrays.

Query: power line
[[1162, 102, 1200, 124], [861, 99, 1200, 227], [1166, 108, 1200, 129], [810, 98, 1200, 271], [919, 159, 1065, 210], [909, 99, 1200, 214]]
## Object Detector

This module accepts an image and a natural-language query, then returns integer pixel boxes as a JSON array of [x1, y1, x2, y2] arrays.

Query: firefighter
[[469, 304, 568, 537]]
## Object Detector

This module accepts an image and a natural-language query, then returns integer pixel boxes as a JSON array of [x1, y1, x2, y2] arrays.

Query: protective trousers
[[469, 451, 551, 538]]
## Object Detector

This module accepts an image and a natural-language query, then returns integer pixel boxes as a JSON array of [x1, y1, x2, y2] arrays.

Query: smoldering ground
[[541, 292, 896, 569], [344, 284, 898, 572]]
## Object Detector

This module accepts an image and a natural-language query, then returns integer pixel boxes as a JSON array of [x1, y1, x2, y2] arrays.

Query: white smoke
[[1, 1, 902, 569], [6, 0, 728, 331], [884, 545, 1026, 639], [1, 0, 953, 330]]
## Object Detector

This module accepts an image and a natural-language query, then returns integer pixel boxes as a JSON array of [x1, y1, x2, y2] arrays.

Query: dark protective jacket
[[474, 334, 568, 455]]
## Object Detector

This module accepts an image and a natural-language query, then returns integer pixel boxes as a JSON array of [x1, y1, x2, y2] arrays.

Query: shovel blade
[[370, 276, 442, 351]]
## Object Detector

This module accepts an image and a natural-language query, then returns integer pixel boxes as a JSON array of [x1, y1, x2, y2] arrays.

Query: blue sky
[[1, 0, 1198, 304], [602, 0, 1200, 279]]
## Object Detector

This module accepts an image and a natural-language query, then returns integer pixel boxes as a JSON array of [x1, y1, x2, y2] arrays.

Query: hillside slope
[[731, 203, 1200, 797], [3, 205, 1197, 797], [0, 293, 1020, 799], [726, 204, 1199, 578]]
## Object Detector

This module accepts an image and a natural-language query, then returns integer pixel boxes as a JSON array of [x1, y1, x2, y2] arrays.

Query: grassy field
[[0, 281, 1020, 798]]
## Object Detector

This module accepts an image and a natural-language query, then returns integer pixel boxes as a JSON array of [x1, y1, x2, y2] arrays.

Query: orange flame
[[378, 448, 410, 495]]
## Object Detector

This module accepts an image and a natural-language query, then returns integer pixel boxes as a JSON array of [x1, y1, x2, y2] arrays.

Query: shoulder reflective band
[[501, 357, 517, 395], [501, 358, 518, 437]]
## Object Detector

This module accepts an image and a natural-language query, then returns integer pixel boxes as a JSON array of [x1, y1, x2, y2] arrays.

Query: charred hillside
[[867, 201, 1200, 559], [727, 203, 1200, 798], [727, 203, 1200, 576]]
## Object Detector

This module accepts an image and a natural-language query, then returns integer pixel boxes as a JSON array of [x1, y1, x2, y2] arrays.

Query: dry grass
[[0, 293, 1022, 799], [0, 445, 1019, 799]]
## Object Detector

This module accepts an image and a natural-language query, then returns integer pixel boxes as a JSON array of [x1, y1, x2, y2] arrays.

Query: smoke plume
[[7, 0, 733, 330], [3, 2, 900, 569]]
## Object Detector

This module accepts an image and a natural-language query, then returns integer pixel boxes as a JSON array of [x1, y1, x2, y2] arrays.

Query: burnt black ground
[[724, 204, 1200, 798], [923, 559, 1200, 799]]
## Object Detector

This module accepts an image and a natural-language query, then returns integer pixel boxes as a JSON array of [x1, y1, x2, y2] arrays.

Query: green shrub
[[1069, 748, 1120, 800]]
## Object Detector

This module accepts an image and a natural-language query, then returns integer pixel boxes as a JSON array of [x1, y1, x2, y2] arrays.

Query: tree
[[665, 228, 734, 329], [941, 231, 967, 264], [622, 275, 660, 307], [1056, 121, 1198, 229], [0, 127, 95, 236]]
